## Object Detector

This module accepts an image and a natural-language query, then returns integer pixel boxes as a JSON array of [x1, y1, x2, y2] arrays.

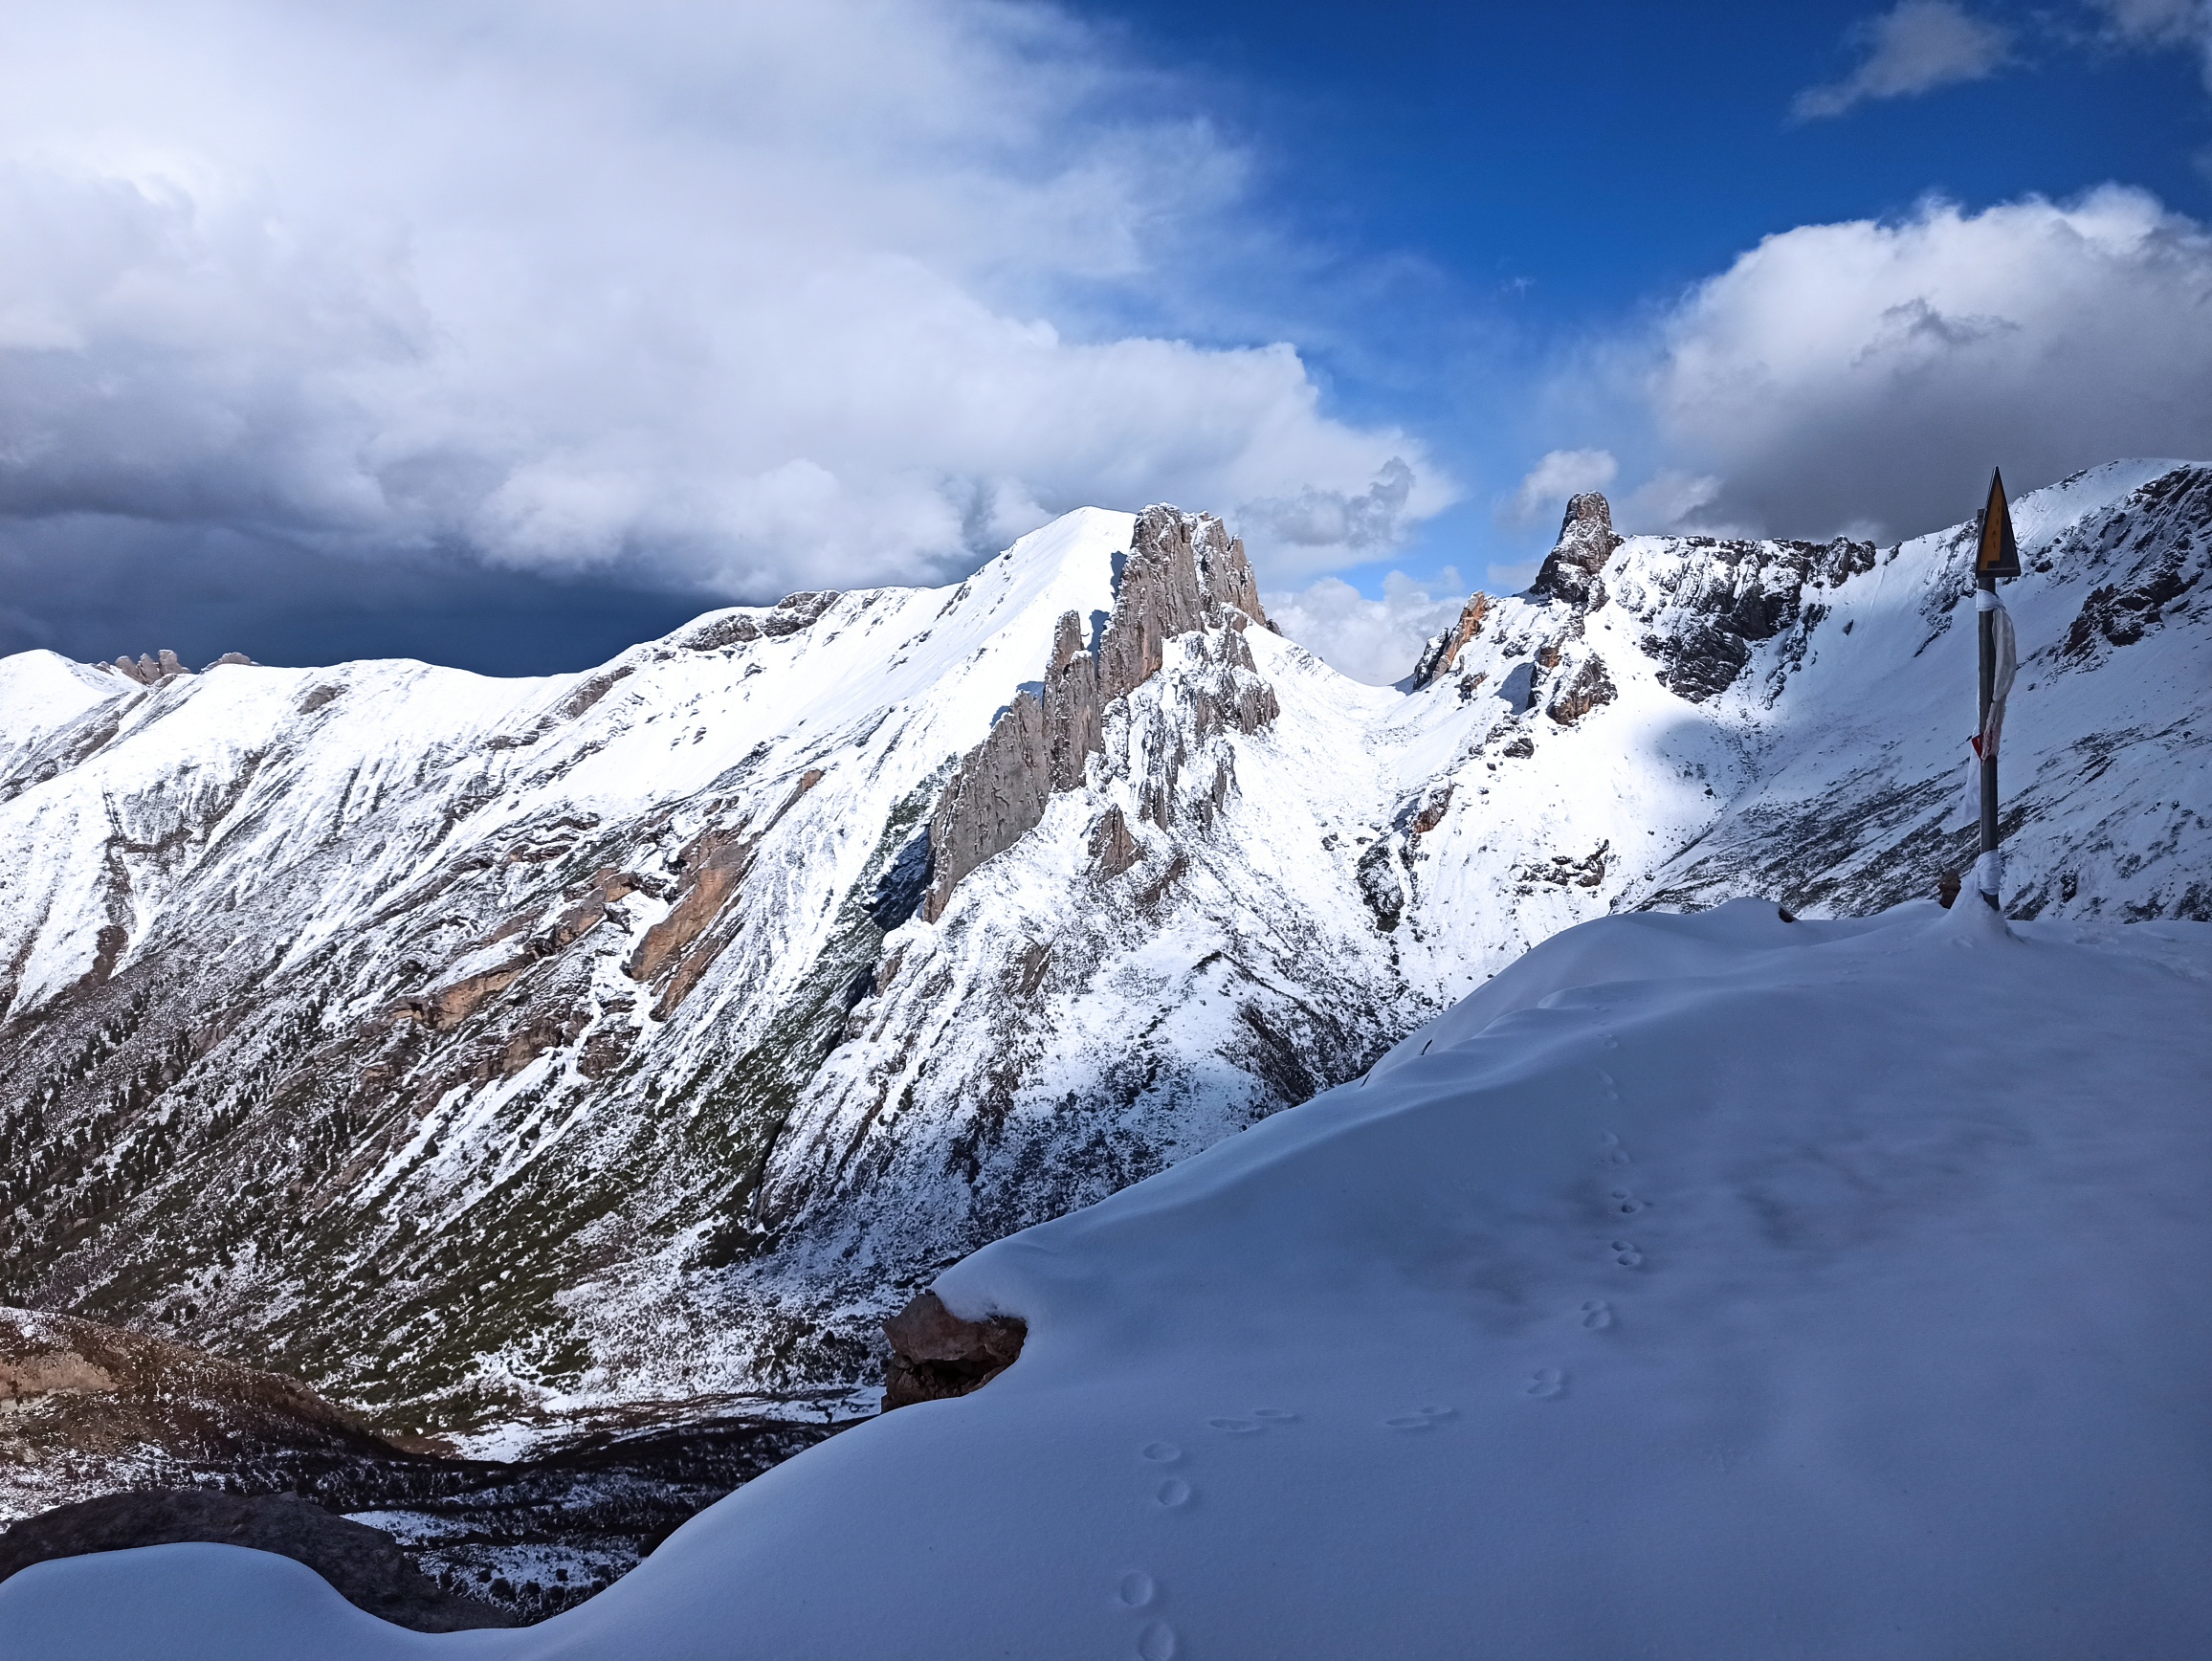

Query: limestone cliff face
[[922, 506, 1275, 919]]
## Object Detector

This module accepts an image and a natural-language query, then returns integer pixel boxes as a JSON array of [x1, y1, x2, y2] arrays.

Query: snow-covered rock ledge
[[5, 899, 2209, 1659]]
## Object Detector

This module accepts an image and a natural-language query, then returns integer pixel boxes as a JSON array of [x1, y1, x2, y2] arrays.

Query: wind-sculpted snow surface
[[0, 466, 2207, 1442], [6, 902, 2209, 1658]]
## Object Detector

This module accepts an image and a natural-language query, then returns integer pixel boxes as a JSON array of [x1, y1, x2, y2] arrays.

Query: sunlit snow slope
[[0, 467, 2206, 1438], [7, 900, 2208, 1659]]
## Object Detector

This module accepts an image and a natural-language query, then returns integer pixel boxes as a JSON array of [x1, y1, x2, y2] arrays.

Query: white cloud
[[1264, 569, 1470, 687], [1506, 448, 1618, 523], [1619, 470, 1724, 533], [0, 0, 1448, 606], [1793, 2, 2013, 121], [2093, 0, 2212, 87], [1636, 187, 2212, 540]]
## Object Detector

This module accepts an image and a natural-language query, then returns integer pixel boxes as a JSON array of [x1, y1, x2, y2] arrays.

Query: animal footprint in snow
[[1206, 1416, 1263, 1434], [1580, 1299, 1614, 1331], [1117, 1571, 1158, 1609], [1137, 1621, 1180, 1660], [1525, 1368, 1567, 1400], [1382, 1404, 1458, 1431], [1139, 1442, 1183, 1464], [1611, 1240, 1644, 1268], [1597, 1071, 1620, 1103], [1154, 1478, 1193, 1508], [1610, 1188, 1642, 1214], [1598, 1131, 1630, 1167]]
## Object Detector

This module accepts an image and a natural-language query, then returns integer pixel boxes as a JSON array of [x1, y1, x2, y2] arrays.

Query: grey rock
[[923, 504, 1272, 919], [880, 1292, 1026, 1412]]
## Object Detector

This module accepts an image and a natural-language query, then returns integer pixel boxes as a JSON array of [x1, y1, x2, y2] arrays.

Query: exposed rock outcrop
[[626, 769, 824, 1017], [922, 506, 1273, 919], [100, 651, 193, 687], [1089, 805, 1139, 877], [679, 591, 842, 653], [1545, 655, 1618, 725], [1533, 494, 1623, 608], [1621, 535, 1875, 704], [1411, 593, 1491, 687], [880, 1292, 1027, 1411], [0, 1308, 400, 1521], [0, 1491, 516, 1632]]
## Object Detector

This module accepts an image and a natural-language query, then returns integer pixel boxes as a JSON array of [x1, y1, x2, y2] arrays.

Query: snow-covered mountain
[[1, 465, 2206, 1438], [10, 898, 2211, 1658]]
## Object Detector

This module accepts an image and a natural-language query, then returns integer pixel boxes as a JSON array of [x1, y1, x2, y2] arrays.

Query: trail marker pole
[[1972, 469, 2020, 910]]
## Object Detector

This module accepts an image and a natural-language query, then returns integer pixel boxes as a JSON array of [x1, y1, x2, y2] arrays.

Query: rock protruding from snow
[[1410, 593, 1490, 688], [100, 651, 192, 687], [923, 505, 1273, 919], [879, 1292, 1027, 1411], [1532, 492, 1623, 607]]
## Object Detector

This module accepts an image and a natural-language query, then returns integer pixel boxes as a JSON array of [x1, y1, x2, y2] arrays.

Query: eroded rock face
[[1411, 593, 1490, 688], [1533, 494, 1623, 607], [879, 1292, 1027, 1411], [1545, 655, 1618, 725], [923, 506, 1273, 919], [0, 1491, 516, 1632]]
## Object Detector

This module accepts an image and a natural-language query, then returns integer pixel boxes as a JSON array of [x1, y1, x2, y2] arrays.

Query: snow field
[[7, 899, 2207, 1658]]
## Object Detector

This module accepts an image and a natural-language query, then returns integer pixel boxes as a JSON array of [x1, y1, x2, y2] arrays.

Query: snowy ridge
[[7, 899, 2209, 1657], [0, 466, 2207, 1440]]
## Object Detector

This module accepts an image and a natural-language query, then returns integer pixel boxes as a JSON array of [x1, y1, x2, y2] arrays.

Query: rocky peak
[[1533, 493, 1623, 608], [922, 504, 1277, 919]]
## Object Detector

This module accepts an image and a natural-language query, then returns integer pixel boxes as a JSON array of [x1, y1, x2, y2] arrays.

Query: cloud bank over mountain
[[0, 0, 1445, 663], [1587, 187, 2212, 542]]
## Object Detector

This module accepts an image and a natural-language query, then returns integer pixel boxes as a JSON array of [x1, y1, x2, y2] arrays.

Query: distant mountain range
[[2, 461, 2205, 1443]]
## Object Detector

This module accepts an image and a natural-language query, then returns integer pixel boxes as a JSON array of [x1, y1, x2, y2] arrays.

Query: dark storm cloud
[[0, 518, 708, 675], [0, 0, 1450, 672]]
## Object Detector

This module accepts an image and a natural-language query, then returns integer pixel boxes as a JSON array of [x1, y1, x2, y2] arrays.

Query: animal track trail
[[1136, 1440, 1194, 1510], [1611, 1239, 1644, 1268], [1580, 1298, 1614, 1330], [1382, 1404, 1458, 1431], [1525, 1367, 1567, 1400]]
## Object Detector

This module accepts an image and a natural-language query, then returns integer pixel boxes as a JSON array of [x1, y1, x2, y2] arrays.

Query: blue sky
[[1091, 0, 2212, 585], [4, 0, 2211, 678]]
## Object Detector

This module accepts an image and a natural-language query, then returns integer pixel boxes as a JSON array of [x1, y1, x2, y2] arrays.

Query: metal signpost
[[1971, 469, 2021, 910]]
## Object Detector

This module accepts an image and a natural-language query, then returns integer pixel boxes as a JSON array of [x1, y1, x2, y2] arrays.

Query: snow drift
[[5, 899, 2209, 1658]]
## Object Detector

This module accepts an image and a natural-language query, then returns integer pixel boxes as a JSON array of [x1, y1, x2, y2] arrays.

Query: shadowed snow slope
[[6, 900, 2209, 1658]]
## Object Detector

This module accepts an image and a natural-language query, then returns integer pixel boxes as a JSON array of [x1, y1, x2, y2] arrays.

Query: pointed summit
[[1533, 492, 1623, 607]]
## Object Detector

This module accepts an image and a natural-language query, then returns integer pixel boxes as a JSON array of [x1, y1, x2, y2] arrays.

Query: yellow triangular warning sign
[[1976, 468, 2020, 579]]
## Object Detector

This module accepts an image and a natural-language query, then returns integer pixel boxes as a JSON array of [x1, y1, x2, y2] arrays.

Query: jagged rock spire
[[1533, 492, 1623, 608], [921, 506, 1278, 920]]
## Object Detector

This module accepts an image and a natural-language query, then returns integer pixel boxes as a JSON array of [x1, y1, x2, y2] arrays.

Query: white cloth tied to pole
[[1973, 589, 2018, 762], [1975, 849, 2004, 897]]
